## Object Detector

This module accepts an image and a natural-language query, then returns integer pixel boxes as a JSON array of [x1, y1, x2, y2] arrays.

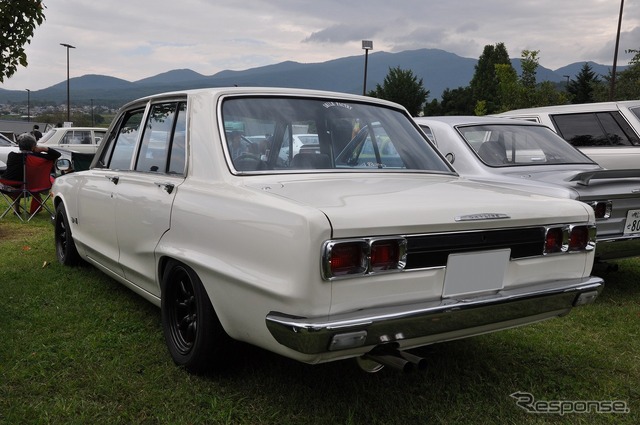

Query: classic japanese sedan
[[52, 88, 603, 374], [38, 126, 106, 155], [415, 116, 640, 262]]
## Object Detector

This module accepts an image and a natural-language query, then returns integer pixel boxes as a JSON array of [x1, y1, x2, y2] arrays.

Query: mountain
[[0, 48, 626, 107]]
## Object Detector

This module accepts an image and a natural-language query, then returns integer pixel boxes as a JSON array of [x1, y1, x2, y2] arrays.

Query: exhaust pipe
[[360, 347, 427, 373], [394, 350, 428, 370], [364, 353, 413, 373]]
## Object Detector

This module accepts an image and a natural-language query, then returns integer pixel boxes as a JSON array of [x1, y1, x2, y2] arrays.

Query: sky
[[1, 0, 639, 91]]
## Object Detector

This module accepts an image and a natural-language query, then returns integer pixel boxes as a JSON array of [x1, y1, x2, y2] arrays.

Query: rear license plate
[[624, 209, 640, 235], [443, 249, 510, 298]]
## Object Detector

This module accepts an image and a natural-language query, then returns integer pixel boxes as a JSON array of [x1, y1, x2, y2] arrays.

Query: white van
[[497, 101, 640, 169]]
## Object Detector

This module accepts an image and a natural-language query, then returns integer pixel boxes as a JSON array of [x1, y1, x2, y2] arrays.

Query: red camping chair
[[0, 154, 55, 221]]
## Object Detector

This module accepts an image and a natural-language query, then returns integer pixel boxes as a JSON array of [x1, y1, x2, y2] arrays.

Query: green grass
[[1, 213, 638, 424]]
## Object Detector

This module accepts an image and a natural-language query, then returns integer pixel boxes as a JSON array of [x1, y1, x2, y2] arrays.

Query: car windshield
[[221, 96, 452, 174], [457, 124, 595, 167]]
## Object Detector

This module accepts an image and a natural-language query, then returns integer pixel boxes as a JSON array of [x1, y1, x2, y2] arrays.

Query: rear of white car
[[52, 88, 603, 373]]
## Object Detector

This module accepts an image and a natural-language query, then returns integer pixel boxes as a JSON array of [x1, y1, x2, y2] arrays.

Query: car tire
[[161, 260, 228, 374], [54, 203, 80, 266]]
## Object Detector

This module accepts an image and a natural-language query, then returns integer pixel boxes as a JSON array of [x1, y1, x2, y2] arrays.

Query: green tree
[[470, 42, 512, 114], [567, 63, 600, 103], [519, 50, 540, 106], [0, 1, 46, 82], [368, 66, 429, 116], [611, 49, 640, 100]]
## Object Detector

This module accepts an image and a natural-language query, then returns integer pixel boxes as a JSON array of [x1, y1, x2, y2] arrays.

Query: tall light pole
[[362, 40, 373, 96], [26, 89, 30, 122], [60, 43, 75, 123], [609, 0, 624, 101]]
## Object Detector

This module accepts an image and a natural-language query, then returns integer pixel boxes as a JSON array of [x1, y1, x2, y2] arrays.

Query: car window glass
[[95, 131, 106, 145], [136, 103, 176, 173], [105, 108, 145, 170], [168, 102, 187, 175], [459, 124, 593, 167], [222, 97, 451, 174], [597, 112, 640, 146], [631, 107, 640, 122], [552, 113, 610, 147]]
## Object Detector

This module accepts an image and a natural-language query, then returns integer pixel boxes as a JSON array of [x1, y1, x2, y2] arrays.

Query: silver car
[[414, 116, 640, 262]]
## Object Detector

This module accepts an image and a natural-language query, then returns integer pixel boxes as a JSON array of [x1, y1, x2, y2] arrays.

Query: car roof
[[496, 100, 640, 116], [49, 127, 106, 131], [414, 115, 543, 127], [118, 86, 407, 111]]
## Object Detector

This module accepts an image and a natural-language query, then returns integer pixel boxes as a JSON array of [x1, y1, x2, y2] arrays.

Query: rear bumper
[[596, 235, 640, 261], [265, 276, 603, 355]]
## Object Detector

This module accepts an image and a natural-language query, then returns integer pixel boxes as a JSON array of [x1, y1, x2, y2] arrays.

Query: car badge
[[455, 213, 511, 222]]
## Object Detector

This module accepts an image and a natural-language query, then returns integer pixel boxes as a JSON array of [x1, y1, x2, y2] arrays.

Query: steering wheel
[[234, 153, 263, 171]]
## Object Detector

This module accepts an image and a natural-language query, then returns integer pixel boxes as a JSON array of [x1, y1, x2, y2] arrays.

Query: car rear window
[[221, 96, 452, 174]]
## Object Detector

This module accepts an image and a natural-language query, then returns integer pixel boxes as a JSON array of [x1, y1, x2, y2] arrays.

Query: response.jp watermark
[[510, 391, 630, 415]]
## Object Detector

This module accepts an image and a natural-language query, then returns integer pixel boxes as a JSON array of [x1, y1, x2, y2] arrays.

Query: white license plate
[[624, 209, 640, 235], [443, 249, 510, 298]]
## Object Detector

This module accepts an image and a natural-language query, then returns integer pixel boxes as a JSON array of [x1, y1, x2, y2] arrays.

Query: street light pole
[[362, 40, 373, 96], [60, 43, 76, 123], [609, 0, 624, 101], [26, 89, 30, 122]]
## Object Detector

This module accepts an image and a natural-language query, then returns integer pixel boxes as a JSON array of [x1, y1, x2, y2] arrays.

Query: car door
[[75, 109, 147, 277], [113, 101, 187, 296]]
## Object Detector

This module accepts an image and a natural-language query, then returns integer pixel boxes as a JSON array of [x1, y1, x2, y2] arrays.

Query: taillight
[[544, 225, 596, 255], [568, 225, 596, 251], [370, 239, 406, 272], [544, 227, 565, 254], [323, 237, 407, 280], [589, 201, 612, 219], [326, 241, 367, 277]]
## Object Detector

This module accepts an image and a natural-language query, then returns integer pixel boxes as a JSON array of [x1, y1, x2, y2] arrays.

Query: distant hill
[[0, 48, 626, 107]]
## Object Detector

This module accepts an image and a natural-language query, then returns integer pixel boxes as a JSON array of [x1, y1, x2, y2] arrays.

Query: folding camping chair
[[0, 153, 55, 221]]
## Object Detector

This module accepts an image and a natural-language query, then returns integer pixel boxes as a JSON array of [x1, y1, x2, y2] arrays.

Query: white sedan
[[0, 133, 19, 166], [52, 87, 603, 374], [38, 126, 107, 155]]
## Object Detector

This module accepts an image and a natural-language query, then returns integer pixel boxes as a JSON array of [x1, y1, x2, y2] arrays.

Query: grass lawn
[[1, 212, 638, 424]]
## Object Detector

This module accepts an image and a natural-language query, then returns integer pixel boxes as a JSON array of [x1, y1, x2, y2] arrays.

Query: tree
[[610, 49, 640, 100], [567, 63, 600, 103], [0, 1, 46, 82], [469, 42, 512, 114], [423, 86, 474, 116], [368, 66, 429, 116]]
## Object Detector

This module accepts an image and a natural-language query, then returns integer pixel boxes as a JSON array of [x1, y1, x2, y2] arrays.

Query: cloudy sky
[[1, 0, 638, 91]]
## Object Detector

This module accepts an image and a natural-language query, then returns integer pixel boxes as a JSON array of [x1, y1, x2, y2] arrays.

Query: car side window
[[551, 112, 639, 147], [168, 103, 187, 175], [136, 103, 177, 173], [103, 108, 145, 170]]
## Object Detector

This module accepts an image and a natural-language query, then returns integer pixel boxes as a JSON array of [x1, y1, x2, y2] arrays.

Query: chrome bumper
[[596, 235, 640, 261], [265, 277, 603, 355]]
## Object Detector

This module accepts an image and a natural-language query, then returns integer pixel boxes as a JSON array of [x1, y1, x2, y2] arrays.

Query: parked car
[[415, 115, 640, 261], [52, 88, 603, 374], [0, 132, 19, 166], [38, 127, 107, 155], [496, 101, 640, 170]]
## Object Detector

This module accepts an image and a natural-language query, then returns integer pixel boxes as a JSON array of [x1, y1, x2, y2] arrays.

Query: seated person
[[1, 133, 61, 214], [228, 131, 247, 159]]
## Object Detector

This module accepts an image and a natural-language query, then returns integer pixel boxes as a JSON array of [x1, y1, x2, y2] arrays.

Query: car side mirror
[[56, 158, 72, 172]]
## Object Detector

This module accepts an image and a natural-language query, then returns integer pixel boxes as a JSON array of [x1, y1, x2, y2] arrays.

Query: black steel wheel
[[161, 260, 226, 373], [54, 203, 80, 266]]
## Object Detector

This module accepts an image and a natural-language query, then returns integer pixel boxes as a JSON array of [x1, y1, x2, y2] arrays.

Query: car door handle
[[155, 182, 175, 194], [106, 175, 119, 185]]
